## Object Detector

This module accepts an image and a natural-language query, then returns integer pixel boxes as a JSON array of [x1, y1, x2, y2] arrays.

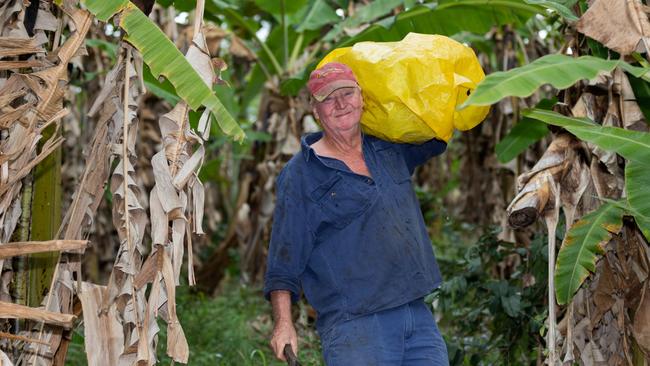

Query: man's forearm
[[269, 290, 297, 360], [270, 290, 292, 322]]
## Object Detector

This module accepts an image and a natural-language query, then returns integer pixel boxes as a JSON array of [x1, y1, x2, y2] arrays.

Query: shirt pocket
[[309, 174, 373, 229], [377, 147, 411, 184]]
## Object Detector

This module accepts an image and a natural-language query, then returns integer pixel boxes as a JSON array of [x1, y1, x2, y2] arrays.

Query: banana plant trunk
[[27, 124, 62, 307]]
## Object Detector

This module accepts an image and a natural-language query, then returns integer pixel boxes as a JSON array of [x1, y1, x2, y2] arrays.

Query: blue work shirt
[[264, 131, 447, 335]]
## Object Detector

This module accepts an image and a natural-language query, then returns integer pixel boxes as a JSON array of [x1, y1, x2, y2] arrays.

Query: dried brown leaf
[[544, 179, 561, 365], [79, 282, 123, 366], [577, 0, 650, 55], [0, 349, 13, 366], [507, 134, 574, 228], [229, 35, 256, 60], [172, 145, 204, 189], [151, 150, 182, 213], [0, 239, 88, 259], [0, 59, 47, 71], [203, 24, 228, 56], [0, 301, 75, 328], [632, 283, 650, 354], [0, 36, 44, 57], [161, 251, 188, 362], [185, 33, 213, 86]]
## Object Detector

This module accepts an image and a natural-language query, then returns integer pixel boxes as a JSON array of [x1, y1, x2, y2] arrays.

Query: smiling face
[[312, 87, 364, 134]]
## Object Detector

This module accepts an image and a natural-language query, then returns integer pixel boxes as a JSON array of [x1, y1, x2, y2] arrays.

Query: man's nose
[[334, 96, 347, 109]]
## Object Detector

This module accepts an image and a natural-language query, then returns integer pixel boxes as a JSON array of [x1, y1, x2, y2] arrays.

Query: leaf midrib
[[472, 57, 618, 103], [568, 126, 650, 152], [438, 0, 541, 13], [462, 55, 620, 106]]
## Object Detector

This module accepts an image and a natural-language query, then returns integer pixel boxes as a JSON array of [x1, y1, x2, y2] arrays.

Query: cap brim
[[312, 80, 359, 102]]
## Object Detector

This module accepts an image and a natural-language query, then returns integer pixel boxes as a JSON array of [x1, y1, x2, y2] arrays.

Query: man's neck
[[321, 129, 362, 156]]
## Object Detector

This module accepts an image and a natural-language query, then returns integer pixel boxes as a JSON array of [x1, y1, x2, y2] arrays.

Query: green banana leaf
[[495, 118, 548, 163], [159, 0, 261, 33], [82, 0, 245, 141], [522, 109, 650, 165], [625, 160, 650, 239], [605, 198, 650, 242], [404, 0, 418, 9], [241, 25, 319, 106], [627, 74, 650, 125], [523, 0, 578, 21], [253, 0, 308, 18], [142, 64, 180, 106], [296, 0, 340, 32], [337, 0, 542, 47], [463, 55, 650, 108], [495, 99, 554, 163], [465, 55, 650, 108], [555, 202, 624, 305], [323, 0, 405, 41], [85, 0, 128, 21], [86, 38, 118, 61]]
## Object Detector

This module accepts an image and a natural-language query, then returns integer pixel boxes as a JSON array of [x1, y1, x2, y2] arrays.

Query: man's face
[[313, 87, 363, 133]]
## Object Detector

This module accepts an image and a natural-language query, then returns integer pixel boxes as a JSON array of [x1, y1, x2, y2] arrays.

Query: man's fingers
[[270, 321, 297, 361], [271, 339, 286, 361], [291, 339, 299, 358]]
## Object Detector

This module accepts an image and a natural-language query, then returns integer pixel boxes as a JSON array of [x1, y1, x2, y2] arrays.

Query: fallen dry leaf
[[577, 0, 650, 55]]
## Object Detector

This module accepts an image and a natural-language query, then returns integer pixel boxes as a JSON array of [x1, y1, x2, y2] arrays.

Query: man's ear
[[312, 107, 319, 121]]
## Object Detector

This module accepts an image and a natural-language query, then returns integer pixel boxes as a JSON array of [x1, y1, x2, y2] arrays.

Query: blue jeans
[[320, 298, 449, 366]]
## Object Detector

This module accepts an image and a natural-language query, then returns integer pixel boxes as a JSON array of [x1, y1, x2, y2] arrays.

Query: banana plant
[[82, 0, 246, 141], [522, 109, 650, 303], [461, 42, 650, 306]]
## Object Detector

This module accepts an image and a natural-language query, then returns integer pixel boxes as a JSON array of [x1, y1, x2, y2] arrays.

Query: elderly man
[[264, 62, 449, 365]]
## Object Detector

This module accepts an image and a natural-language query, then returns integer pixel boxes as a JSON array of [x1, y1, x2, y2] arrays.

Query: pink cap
[[307, 62, 359, 102]]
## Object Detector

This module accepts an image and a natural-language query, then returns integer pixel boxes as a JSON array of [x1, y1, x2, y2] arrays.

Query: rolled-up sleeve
[[263, 167, 315, 303], [399, 138, 447, 174]]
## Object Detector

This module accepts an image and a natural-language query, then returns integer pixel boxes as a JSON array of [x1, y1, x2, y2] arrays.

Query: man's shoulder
[[281, 153, 307, 176], [365, 134, 400, 151], [276, 153, 309, 192]]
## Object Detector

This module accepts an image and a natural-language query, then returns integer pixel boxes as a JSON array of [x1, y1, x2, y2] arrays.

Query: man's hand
[[269, 290, 298, 361], [270, 318, 298, 361]]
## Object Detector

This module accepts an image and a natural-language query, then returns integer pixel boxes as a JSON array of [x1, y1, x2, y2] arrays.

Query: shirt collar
[[300, 131, 323, 162], [300, 131, 386, 162]]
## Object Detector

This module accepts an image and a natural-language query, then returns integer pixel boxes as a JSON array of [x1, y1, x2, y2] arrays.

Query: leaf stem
[[281, 0, 288, 71], [288, 33, 303, 74]]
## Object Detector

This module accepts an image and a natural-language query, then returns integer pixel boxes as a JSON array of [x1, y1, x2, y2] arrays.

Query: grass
[[66, 278, 324, 365]]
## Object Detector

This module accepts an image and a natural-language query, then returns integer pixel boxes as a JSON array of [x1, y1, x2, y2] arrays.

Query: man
[[264, 62, 449, 365]]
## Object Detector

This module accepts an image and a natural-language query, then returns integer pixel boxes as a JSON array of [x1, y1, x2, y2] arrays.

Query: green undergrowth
[[66, 279, 324, 365], [432, 228, 552, 366]]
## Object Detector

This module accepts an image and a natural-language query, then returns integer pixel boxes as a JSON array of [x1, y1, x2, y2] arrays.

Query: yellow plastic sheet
[[318, 33, 490, 143]]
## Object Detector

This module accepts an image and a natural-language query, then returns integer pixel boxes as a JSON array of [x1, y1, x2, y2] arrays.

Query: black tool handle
[[283, 343, 302, 366]]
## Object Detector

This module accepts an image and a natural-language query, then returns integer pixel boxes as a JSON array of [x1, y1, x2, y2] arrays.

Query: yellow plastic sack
[[318, 33, 489, 143]]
